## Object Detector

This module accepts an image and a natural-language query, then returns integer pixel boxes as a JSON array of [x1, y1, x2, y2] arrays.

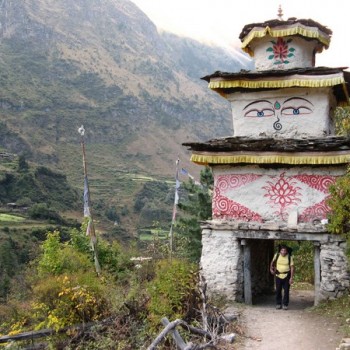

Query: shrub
[[18, 154, 29, 172], [97, 240, 134, 282], [28, 203, 63, 223], [146, 259, 199, 332], [38, 231, 92, 276], [292, 241, 314, 284], [327, 172, 350, 235], [133, 181, 169, 213], [32, 273, 110, 331]]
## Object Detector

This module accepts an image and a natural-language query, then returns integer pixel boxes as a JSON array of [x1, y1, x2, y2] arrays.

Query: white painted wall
[[249, 36, 318, 71], [227, 88, 336, 138], [212, 165, 345, 224], [200, 229, 243, 301]]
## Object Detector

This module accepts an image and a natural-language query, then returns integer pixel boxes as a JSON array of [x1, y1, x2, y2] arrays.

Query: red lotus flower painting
[[266, 37, 295, 65], [263, 172, 301, 220]]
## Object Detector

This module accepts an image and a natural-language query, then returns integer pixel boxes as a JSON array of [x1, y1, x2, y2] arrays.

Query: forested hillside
[[0, 0, 251, 234]]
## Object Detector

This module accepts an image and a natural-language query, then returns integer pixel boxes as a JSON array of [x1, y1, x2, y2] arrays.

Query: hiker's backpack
[[273, 245, 293, 267]]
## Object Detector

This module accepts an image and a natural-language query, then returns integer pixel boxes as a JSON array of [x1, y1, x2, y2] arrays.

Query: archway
[[243, 238, 321, 307]]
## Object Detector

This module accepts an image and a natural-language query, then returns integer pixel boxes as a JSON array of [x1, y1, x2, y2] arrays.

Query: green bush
[[146, 259, 199, 332], [292, 241, 314, 284], [139, 204, 170, 226], [32, 273, 110, 331], [327, 172, 350, 235], [28, 203, 63, 223], [105, 206, 120, 222], [133, 181, 170, 213], [97, 240, 134, 282], [37, 231, 92, 276]]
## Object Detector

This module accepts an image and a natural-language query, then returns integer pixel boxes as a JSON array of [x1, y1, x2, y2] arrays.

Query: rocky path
[[234, 289, 344, 350]]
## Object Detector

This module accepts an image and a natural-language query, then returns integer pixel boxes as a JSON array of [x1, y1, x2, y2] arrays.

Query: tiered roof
[[202, 67, 350, 104], [239, 17, 332, 56], [184, 136, 350, 165]]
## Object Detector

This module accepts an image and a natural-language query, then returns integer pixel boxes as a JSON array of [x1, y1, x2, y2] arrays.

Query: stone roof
[[201, 67, 350, 104], [183, 136, 350, 153], [239, 17, 332, 41], [201, 67, 350, 83]]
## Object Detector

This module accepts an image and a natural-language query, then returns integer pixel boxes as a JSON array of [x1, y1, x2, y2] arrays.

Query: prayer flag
[[83, 175, 91, 218], [181, 168, 188, 175], [180, 167, 197, 183], [79, 126, 101, 275]]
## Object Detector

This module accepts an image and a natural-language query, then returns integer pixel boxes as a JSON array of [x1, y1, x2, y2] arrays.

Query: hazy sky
[[130, 0, 349, 68]]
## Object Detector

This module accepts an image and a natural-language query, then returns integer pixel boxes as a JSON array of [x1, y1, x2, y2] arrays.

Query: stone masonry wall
[[320, 240, 350, 300], [200, 229, 243, 301], [200, 225, 350, 303]]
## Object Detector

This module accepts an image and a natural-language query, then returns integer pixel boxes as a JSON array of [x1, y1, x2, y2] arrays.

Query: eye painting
[[244, 108, 275, 118], [242, 97, 314, 122], [243, 100, 274, 118], [281, 106, 313, 116], [281, 97, 314, 117]]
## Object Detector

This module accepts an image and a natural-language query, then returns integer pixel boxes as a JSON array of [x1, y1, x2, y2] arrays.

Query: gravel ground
[[234, 289, 344, 350]]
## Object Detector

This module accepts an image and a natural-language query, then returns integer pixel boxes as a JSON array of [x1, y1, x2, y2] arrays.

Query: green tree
[[334, 106, 350, 135], [177, 166, 213, 261], [0, 239, 19, 300], [38, 230, 92, 276], [28, 203, 63, 223], [327, 169, 350, 263], [17, 154, 29, 172], [327, 105, 350, 262], [327, 172, 350, 233]]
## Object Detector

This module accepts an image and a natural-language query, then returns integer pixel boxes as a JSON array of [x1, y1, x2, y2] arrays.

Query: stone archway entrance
[[200, 222, 349, 306], [242, 238, 320, 306]]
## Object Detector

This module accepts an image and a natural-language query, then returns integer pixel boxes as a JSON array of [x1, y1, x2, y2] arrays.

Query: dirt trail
[[234, 289, 344, 350]]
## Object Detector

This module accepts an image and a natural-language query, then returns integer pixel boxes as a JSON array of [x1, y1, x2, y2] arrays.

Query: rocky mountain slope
[[0, 0, 251, 232]]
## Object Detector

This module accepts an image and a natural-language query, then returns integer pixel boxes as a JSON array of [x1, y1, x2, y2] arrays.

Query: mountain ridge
[[0, 0, 252, 232]]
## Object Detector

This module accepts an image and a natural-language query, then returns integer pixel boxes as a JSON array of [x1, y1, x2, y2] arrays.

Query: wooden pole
[[169, 157, 180, 257], [241, 239, 252, 305], [314, 242, 321, 306], [78, 125, 101, 275], [147, 318, 185, 350], [161, 317, 187, 350]]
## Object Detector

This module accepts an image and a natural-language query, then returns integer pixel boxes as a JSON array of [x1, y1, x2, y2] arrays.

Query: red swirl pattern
[[292, 175, 336, 193], [298, 198, 330, 223], [215, 174, 261, 192], [213, 194, 263, 222], [213, 173, 337, 223]]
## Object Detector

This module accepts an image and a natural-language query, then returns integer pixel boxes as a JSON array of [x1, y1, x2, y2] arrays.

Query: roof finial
[[277, 4, 284, 21]]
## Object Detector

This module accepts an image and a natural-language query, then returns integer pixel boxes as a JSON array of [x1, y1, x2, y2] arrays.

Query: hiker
[[270, 245, 294, 310]]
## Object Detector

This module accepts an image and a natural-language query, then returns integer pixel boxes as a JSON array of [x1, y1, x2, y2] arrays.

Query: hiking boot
[[276, 304, 282, 309], [283, 305, 288, 310]]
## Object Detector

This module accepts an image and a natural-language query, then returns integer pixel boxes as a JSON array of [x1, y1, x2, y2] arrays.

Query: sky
[[130, 0, 350, 68]]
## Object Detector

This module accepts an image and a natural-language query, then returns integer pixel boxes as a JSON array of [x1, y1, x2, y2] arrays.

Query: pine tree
[[177, 166, 213, 262]]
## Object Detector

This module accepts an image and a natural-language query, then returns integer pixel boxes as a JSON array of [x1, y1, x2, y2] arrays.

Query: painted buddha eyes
[[281, 106, 313, 116], [245, 108, 275, 118], [243, 97, 314, 118]]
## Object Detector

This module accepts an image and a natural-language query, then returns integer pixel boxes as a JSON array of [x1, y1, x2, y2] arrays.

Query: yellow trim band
[[208, 74, 345, 91], [190, 152, 350, 166], [241, 25, 330, 56]]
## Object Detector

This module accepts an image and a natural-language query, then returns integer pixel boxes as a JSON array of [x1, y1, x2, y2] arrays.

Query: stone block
[[220, 333, 236, 343], [322, 282, 336, 292]]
